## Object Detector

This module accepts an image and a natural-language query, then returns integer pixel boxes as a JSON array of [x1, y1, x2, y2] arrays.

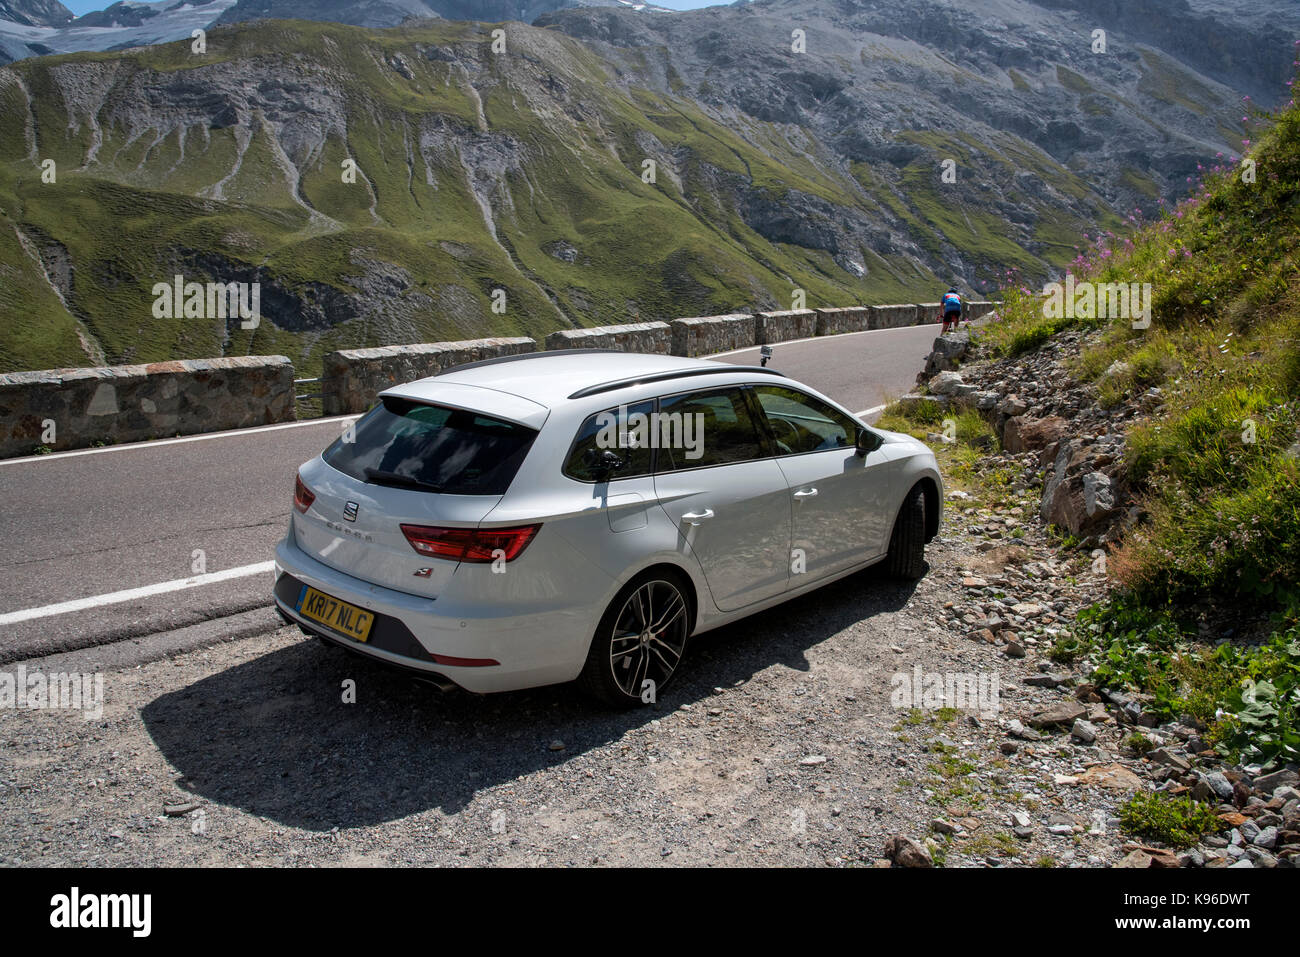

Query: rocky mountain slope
[[215, 0, 670, 30], [1, 16, 933, 372], [0, 0, 665, 63], [0, 1, 239, 63], [0, 0, 71, 27], [0, 0, 1293, 374]]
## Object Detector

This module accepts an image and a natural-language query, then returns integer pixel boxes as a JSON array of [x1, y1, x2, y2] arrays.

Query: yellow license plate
[[296, 585, 375, 643]]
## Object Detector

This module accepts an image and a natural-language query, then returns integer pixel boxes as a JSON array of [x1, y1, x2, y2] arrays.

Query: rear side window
[[323, 397, 537, 495], [656, 387, 764, 471], [564, 400, 656, 482]]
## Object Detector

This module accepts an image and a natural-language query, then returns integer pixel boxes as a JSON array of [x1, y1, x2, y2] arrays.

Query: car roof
[[394, 351, 761, 409]]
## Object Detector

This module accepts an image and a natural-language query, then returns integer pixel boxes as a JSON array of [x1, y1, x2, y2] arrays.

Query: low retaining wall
[[815, 307, 872, 336], [545, 321, 671, 354], [322, 337, 535, 415], [0, 299, 1003, 459], [755, 309, 818, 345], [670, 313, 756, 357], [0, 356, 294, 459], [871, 304, 922, 329]]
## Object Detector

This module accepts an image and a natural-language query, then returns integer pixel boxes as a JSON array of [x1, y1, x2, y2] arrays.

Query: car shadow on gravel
[[140, 563, 922, 831]]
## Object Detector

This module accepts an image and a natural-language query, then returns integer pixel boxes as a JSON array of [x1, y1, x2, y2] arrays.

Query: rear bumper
[[272, 535, 595, 694]]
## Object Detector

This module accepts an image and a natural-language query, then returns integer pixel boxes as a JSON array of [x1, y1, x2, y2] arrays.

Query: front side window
[[656, 387, 764, 471], [751, 385, 856, 456], [323, 397, 536, 495]]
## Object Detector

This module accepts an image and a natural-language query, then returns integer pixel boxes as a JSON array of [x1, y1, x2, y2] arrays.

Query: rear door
[[561, 399, 658, 533], [749, 384, 886, 581], [652, 386, 792, 612], [294, 396, 539, 597]]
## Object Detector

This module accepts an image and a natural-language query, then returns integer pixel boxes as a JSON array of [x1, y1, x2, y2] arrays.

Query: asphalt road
[[0, 322, 941, 662]]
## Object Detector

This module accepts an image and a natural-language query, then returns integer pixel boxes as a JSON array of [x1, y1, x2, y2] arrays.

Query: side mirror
[[855, 427, 883, 457], [584, 447, 625, 479]]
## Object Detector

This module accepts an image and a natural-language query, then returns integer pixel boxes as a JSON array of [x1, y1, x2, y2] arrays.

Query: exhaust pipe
[[412, 673, 459, 694]]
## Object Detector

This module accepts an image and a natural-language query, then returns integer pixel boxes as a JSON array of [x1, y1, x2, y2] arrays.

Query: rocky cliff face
[[0, 0, 71, 27], [1033, 0, 1294, 102], [541, 0, 1289, 209]]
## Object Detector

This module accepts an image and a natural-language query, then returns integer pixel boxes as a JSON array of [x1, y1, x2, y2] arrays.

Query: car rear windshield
[[323, 397, 537, 496]]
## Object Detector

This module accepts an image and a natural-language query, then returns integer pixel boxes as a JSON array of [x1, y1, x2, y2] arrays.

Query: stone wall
[[0, 356, 294, 459], [871, 304, 922, 329], [815, 307, 873, 336], [755, 309, 818, 345], [544, 321, 672, 355], [670, 313, 756, 357], [915, 302, 943, 326], [322, 337, 535, 415], [0, 300, 1002, 458]]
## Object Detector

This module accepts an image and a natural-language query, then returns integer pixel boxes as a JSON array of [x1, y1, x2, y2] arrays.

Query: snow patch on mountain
[[0, 0, 237, 63]]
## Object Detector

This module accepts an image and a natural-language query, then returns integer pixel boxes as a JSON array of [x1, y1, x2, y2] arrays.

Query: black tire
[[579, 570, 692, 708], [885, 485, 927, 580]]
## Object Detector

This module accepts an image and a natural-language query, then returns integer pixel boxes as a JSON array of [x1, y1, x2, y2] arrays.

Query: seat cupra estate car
[[273, 350, 943, 706]]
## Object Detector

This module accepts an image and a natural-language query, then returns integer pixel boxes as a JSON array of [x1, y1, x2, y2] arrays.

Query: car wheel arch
[[915, 476, 941, 542], [601, 560, 701, 634]]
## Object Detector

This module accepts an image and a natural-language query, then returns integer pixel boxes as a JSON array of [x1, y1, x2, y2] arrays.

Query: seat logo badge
[[343, 501, 359, 522], [413, 567, 433, 578]]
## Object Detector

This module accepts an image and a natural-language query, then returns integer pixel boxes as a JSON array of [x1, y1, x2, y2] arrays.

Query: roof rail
[[568, 365, 786, 400], [437, 348, 613, 376]]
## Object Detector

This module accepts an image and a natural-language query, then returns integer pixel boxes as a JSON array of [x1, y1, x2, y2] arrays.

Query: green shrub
[[1118, 792, 1222, 848]]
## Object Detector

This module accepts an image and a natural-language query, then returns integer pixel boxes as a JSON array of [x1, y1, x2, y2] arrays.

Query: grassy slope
[[0, 18, 1104, 375], [985, 102, 1300, 613], [945, 88, 1300, 768]]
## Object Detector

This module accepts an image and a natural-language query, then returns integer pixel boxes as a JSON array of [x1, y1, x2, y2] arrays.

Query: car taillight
[[400, 524, 541, 563], [294, 473, 315, 513]]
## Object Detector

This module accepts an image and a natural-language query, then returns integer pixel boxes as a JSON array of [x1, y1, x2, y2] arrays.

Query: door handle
[[681, 508, 715, 525], [793, 487, 819, 499]]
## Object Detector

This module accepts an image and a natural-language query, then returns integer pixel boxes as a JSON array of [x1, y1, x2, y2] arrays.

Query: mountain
[[0, 1, 239, 63], [2, 15, 945, 374], [540, 0, 1296, 199], [0, 0, 71, 27], [1029, 0, 1295, 102], [213, 0, 449, 30], [0, 2, 1293, 375], [215, 1, 670, 30], [0, 0, 673, 64]]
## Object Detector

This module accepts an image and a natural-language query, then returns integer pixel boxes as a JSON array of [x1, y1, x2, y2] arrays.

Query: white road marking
[[855, 404, 887, 418], [0, 561, 277, 626], [0, 416, 358, 466], [709, 322, 936, 359]]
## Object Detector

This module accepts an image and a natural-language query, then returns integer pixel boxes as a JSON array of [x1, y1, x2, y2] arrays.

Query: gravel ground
[[0, 501, 1158, 869]]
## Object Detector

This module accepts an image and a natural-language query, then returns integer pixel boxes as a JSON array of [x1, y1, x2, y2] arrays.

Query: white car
[[273, 351, 942, 706]]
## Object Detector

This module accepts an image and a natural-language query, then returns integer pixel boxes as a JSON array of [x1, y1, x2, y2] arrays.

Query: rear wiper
[[362, 468, 443, 493]]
